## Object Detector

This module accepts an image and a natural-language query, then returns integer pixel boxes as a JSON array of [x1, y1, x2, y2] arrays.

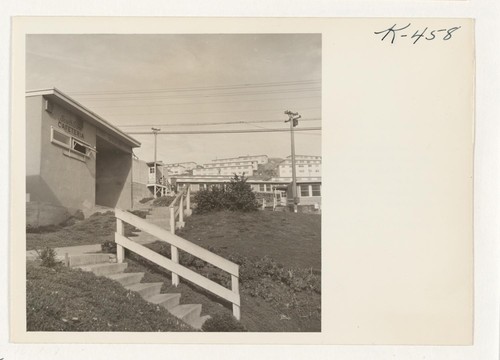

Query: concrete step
[[130, 232, 159, 245], [105, 272, 145, 286], [125, 282, 163, 300], [26, 244, 103, 261], [147, 293, 181, 310], [169, 304, 202, 326], [146, 218, 169, 226], [68, 253, 115, 267], [77, 262, 127, 276], [190, 315, 211, 331], [150, 207, 171, 215]]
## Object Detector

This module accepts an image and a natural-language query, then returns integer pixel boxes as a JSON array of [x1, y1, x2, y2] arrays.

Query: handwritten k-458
[[374, 24, 461, 44]]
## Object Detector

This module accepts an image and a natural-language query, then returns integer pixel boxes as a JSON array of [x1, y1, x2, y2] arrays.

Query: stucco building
[[173, 175, 321, 208], [26, 88, 141, 226], [278, 155, 322, 178]]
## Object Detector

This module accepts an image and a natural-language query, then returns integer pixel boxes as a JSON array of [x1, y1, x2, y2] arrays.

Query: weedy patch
[[35, 247, 61, 268], [26, 262, 192, 332]]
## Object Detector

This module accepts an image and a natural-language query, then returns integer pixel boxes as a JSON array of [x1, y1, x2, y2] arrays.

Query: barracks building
[[26, 88, 141, 226]]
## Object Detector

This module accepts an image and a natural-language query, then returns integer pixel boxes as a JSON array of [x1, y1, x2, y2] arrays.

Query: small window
[[312, 184, 321, 196], [150, 168, 155, 173], [259, 184, 265, 192], [300, 185, 309, 197], [72, 139, 87, 155], [51, 127, 71, 148]]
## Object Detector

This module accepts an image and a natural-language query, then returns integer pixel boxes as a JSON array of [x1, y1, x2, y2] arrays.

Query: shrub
[[193, 186, 229, 214], [152, 196, 176, 207], [225, 174, 259, 212], [101, 240, 117, 254], [36, 247, 60, 268], [194, 174, 259, 214], [128, 209, 149, 219], [139, 197, 154, 204], [201, 312, 247, 332]]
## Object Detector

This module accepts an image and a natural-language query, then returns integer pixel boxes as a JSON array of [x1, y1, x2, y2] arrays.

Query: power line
[[103, 106, 320, 117], [125, 127, 321, 135], [77, 87, 321, 102], [68, 79, 321, 96], [118, 118, 321, 128], [88, 95, 321, 109]]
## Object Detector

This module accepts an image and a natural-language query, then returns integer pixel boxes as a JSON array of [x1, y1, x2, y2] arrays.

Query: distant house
[[211, 154, 268, 165], [173, 175, 321, 208], [278, 155, 322, 178], [193, 164, 254, 177], [162, 162, 198, 175]]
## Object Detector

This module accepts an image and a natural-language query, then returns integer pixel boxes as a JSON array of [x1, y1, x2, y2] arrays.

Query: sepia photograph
[[9, 17, 477, 348], [24, 33, 322, 332]]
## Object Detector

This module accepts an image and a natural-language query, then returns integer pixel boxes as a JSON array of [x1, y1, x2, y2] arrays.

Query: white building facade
[[278, 155, 322, 178]]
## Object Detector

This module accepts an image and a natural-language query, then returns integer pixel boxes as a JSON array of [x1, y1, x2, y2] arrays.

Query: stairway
[[130, 206, 176, 245], [70, 252, 210, 330]]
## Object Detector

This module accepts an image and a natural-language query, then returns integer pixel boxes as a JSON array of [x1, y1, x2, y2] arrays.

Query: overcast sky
[[26, 34, 321, 164]]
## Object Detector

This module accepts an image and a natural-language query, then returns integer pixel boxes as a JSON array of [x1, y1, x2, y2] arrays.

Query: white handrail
[[114, 208, 241, 319], [115, 209, 238, 276], [169, 185, 190, 234]]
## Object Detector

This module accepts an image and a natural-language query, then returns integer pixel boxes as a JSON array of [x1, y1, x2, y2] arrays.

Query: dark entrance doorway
[[95, 135, 132, 208]]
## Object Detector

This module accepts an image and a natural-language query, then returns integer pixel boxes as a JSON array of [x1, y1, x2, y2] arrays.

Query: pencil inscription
[[374, 24, 461, 44]]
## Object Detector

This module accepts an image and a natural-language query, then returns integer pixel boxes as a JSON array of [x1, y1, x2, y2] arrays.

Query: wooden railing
[[168, 185, 191, 234], [114, 207, 241, 320]]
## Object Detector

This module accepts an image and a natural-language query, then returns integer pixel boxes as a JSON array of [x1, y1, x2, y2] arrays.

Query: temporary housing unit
[[26, 88, 141, 226], [173, 175, 322, 209]]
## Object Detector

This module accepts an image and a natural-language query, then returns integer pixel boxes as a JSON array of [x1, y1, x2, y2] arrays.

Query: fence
[[114, 206, 241, 320], [168, 185, 191, 234]]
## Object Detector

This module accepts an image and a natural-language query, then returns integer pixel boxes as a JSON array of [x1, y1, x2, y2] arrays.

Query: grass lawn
[[26, 209, 321, 332], [26, 261, 192, 331], [125, 252, 320, 332], [26, 211, 116, 250], [26, 211, 146, 251], [176, 210, 321, 271]]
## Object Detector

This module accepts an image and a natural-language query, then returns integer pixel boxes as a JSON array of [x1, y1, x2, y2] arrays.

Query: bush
[[152, 196, 176, 207], [139, 197, 154, 204], [128, 209, 149, 219], [194, 174, 259, 214], [36, 247, 61, 268], [201, 312, 247, 332], [193, 186, 229, 214], [101, 240, 117, 254]]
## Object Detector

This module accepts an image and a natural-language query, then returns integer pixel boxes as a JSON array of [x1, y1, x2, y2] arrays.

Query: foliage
[[139, 197, 154, 204], [225, 174, 260, 212], [26, 262, 192, 332], [193, 185, 229, 214], [201, 312, 247, 332], [145, 241, 320, 296], [27, 210, 86, 233], [127, 209, 149, 219], [36, 247, 61, 268], [194, 174, 259, 214], [152, 196, 176, 207], [101, 240, 117, 254]]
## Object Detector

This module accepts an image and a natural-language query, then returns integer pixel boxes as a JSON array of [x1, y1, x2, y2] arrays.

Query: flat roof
[[212, 155, 268, 161], [173, 175, 321, 184], [27, 88, 141, 148]]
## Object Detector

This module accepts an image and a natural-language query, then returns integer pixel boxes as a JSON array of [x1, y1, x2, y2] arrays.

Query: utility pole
[[152, 127, 160, 198], [284, 110, 301, 213]]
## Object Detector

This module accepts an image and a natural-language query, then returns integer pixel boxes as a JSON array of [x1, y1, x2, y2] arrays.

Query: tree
[[225, 174, 259, 212], [194, 174, 259, 214]]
